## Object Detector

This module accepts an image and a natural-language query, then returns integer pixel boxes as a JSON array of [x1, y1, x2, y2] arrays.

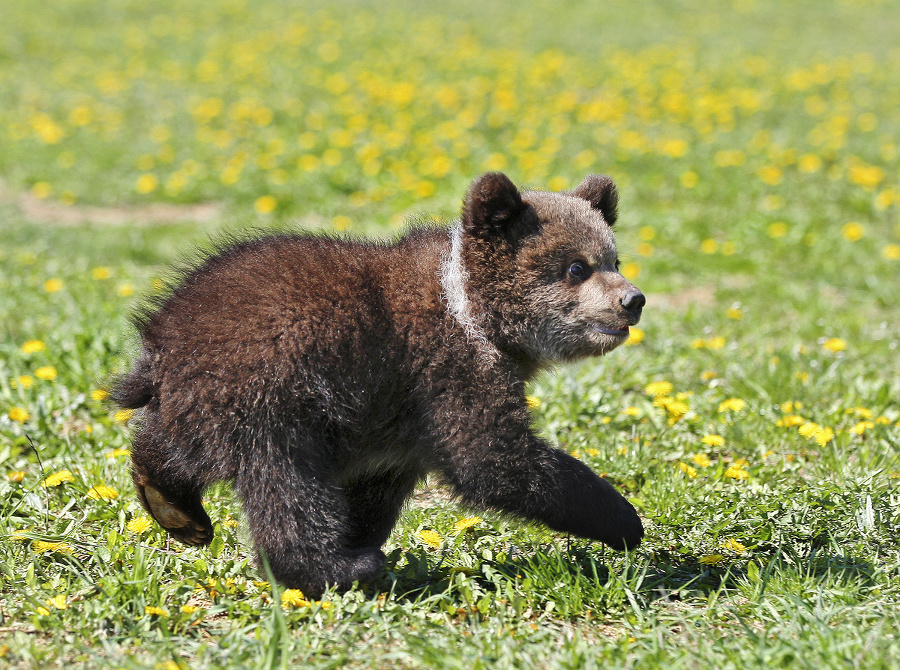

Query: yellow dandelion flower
[[418, 529, 443, 548], [254, 195, 278, 214], [525, 395, 541, 409], [882, 244, 900, 261], [726, 307, 743, 320], [691, 453, 711, 468], [483, 153, 508, 171], [106, 447, 130, 459], [767, 222, 788, 238], [8, 407, 30, 423], [8, 471, 26, 482], [42, 470, 75, 487], [453, 516, 482, 533], [701, 434, 725, 447], [706, 336, 726, 350], [281, 589, 310, 608], [680, 171, 699, 188], [127, 517, 153, 534], [721, 539, 747, 553], [798, 422, 820, 438], [180, 605, 199, 614], [617, 445, 628, 455], [700, 239, 718, 254], [31, 181, 52, 198], [47, 594, 68, 610], [780, 415, 806, 428], [812, 426, 834, 446], [639, 226, 656, 241], [32, 541, 73, 554], [117, 282, 135, 297], [757, 165, 783, 185], [851, 421, 874, 435], [822, 337, 846, 353], [622, 406, 641, 417], [699, 554, 724, 565], [114, 409, 134, 422], [848, 165, 884, 189], [718, 398, 747, 413], [625, 327, 645, 345], [135, 174, 158, 194], [91, 267, 113, 280], [44, 278, 64, 293], [36, 607, 50, 616], [644, 381, 673, 397], [798, 154, 822, 172], [724, 465, 749, 480], [21, 339, 46, 354], [656, 397, 689, 419], [91, 389, 110, 401], [87, 485, 119, 501], [332, 215, 352, 231], [145, 606, 169, 617], [17, 375, 34, 389], [620, 262, 640, 280], [701, 370, 718, 381], [841, 222, 864, 242], [548, 176, 569, 191], [34, 366, 57, 381], [678, 462, 698, 478]]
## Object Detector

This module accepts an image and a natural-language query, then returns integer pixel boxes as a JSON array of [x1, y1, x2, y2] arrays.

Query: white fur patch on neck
[[439, 223, 498, 358]]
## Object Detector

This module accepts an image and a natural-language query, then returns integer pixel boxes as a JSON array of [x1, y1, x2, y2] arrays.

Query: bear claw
[[140, 483, 213, 546]]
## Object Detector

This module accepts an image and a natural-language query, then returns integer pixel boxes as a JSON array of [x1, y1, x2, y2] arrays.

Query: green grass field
[[2, 0, 899, 667]]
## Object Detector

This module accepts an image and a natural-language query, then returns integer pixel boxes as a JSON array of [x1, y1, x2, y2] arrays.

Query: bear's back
[[136, 230, 452, 431]]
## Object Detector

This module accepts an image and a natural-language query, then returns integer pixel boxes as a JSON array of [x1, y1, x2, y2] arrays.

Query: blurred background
[[2, 2, 899, 666]]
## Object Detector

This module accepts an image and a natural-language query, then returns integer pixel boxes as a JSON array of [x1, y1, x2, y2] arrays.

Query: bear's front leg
[[436, 407, 643, 550]]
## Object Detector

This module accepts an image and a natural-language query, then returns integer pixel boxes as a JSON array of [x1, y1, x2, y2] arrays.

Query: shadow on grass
[[368, 540, 877, 618]]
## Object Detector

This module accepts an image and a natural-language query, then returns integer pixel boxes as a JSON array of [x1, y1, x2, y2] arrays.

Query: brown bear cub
[[114, 172, 646, 598]]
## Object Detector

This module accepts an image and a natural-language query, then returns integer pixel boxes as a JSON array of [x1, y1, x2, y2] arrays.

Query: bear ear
[[571, 174, 618, 226], [462, 172, 527, 237]]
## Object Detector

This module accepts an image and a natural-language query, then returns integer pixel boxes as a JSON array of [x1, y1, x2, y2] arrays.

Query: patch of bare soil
[[409, 478, 455, 509], [650, 286, 717, 310], [0, 178, 221, 226]]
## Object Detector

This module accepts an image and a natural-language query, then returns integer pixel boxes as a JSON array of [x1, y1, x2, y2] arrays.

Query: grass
[[1, 0, 899, 667]]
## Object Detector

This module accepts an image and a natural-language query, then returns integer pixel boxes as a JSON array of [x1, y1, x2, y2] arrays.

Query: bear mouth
[[591, 324, 630, 337]]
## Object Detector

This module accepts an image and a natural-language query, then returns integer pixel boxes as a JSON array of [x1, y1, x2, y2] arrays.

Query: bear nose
[[620, 290, 646, 313]]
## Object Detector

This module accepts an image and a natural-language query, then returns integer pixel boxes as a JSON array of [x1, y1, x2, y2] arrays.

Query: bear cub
[[115, 172, 646, 598]]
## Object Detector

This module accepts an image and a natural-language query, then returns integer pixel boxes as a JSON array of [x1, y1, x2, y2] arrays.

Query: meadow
[[1, 0, 899, 667]]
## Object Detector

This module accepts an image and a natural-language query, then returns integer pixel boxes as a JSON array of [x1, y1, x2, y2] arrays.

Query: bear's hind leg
[[344, 469, 421, 549], [131, 423, 214, 546], [236, 453, 386, 599]]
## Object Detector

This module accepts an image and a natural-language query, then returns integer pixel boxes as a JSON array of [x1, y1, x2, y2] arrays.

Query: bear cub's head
[[443, 172, 645, 365]]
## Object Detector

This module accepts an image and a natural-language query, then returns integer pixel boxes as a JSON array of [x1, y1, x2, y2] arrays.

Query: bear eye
[[567, 261, 591, 282]]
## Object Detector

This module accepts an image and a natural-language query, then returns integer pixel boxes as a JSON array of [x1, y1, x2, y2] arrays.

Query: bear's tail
[[112, 353, 155, 409]]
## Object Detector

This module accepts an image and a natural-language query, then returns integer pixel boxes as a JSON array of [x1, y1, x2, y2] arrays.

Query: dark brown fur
[[115, 172, 645, 597]]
